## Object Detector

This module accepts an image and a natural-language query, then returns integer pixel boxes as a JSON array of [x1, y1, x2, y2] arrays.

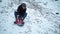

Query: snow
[[0, 0, 60, 34]]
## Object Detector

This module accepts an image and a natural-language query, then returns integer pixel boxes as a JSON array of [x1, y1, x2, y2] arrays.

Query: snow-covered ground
[[0, 0, 60, 34]]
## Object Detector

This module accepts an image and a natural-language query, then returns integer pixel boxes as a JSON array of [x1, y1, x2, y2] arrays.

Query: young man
[[14, 3, 27, 25]]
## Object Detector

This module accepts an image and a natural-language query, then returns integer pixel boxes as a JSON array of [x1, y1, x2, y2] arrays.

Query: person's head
[[21, 3, 26, 9]]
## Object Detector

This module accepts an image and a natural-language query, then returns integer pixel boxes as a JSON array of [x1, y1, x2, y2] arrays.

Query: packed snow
[[0, 0, 60, 34]]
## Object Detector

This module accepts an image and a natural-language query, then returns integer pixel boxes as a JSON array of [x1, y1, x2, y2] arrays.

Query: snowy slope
[[0, 0, 60, 34]]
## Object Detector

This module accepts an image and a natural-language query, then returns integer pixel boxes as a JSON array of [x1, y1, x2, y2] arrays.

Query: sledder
[[14, 3, 27, 26]]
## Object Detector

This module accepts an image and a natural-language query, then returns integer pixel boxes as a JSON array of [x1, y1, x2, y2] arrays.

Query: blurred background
[[0, 0, 60, 34]]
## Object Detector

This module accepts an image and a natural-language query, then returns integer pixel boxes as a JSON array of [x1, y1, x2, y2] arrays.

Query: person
[[14, 3, 27, 22]]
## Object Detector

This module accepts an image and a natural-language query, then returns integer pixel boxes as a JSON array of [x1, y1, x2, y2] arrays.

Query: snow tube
[[16, 17, 24, 25]]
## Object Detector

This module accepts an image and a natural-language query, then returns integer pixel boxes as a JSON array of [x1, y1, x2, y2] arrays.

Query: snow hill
[[0, 0, 60, 34]]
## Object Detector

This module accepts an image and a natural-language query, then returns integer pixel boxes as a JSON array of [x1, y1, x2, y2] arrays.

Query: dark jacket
[[17, 5, 26, 16]]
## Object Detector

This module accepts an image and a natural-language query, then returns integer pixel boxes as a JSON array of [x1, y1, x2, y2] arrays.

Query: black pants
[[14, 11, 27, 20]]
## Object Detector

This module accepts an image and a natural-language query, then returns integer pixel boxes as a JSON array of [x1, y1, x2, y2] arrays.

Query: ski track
[[0, 0, 60, 34]]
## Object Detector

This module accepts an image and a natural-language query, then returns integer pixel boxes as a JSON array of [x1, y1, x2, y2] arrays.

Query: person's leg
[[14, 11, 18, 21], [22, 13, 27, 20]]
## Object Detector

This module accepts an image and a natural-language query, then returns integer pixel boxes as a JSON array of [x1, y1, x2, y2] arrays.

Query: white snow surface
[[0, 0, 60, 34]]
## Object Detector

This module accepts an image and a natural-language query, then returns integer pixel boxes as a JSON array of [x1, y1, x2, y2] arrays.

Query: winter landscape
[[0, 0, 60, 34]]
